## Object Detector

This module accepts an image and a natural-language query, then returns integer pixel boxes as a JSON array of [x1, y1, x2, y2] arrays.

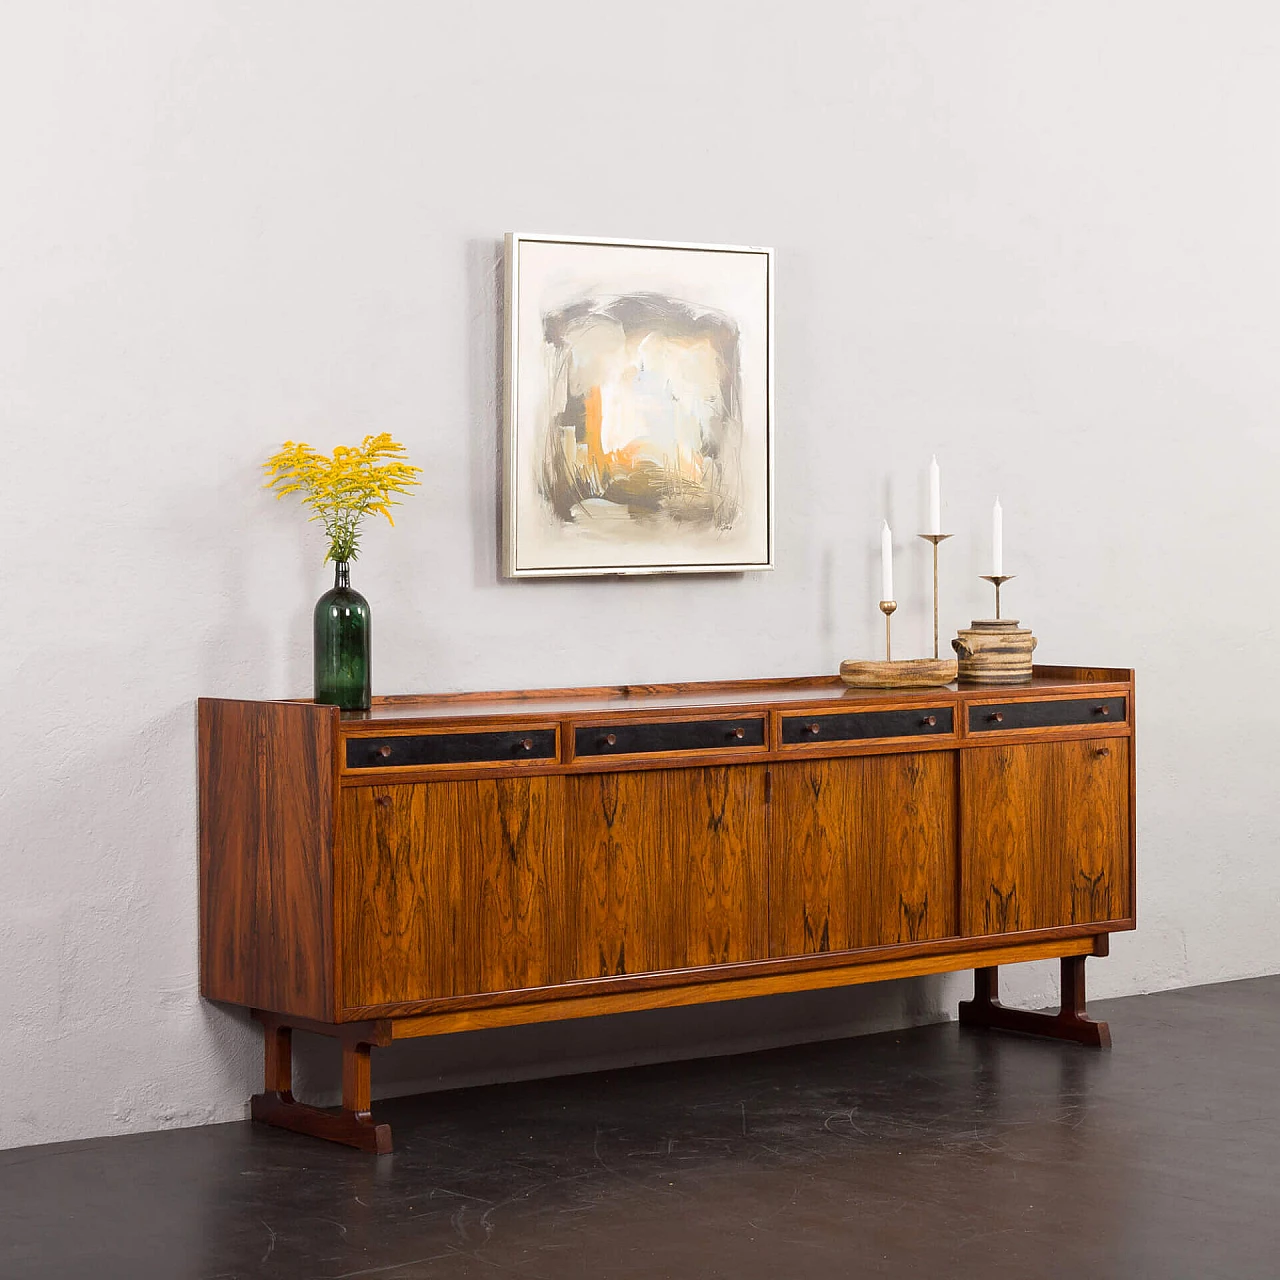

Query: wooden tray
[[839, 658, 958, 689]]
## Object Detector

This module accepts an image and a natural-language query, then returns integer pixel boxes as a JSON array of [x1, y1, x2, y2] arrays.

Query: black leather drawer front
[[969, 697, 1127, 733], [781, 706, 954, 745], [574, 717, 765, 758], [346, 729, 557, 769]]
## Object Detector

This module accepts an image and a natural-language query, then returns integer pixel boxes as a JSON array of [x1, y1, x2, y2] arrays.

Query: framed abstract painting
[[502, 233, 774, 577]]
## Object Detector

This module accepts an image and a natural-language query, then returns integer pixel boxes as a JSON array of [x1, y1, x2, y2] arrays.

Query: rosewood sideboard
[[199, 665, 1136, 1152]]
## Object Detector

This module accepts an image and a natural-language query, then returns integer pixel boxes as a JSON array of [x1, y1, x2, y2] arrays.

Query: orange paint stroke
[[584, 385, 604, 467]]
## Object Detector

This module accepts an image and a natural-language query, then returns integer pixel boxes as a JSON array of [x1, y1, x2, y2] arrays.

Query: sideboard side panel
[[198, 698, 337, 1020]]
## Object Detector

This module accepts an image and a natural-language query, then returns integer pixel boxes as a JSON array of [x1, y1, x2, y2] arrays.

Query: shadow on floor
[[2, 976, 1278, 1279]]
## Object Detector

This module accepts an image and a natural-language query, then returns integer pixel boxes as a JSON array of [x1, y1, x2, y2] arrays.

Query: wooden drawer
[[573, 716, 766, 759], [345, 727, 558, 770], [968, 696, 1127, 734], [781, 706, 954, 747]]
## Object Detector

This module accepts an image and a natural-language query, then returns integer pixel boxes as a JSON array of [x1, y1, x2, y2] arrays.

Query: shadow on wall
[[466, 236, 504, 592], [285, 974, 964, 1108], [0, 682, 266, 1146]]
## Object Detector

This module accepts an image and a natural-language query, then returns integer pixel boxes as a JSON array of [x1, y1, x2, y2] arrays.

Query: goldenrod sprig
[[264, 433, 422, 563]]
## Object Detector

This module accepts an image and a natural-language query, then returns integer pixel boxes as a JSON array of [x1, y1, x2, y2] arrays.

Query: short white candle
[[992, 498, 1004, 576], [929, 456, 941, 534], [881, 521, 894, 600]]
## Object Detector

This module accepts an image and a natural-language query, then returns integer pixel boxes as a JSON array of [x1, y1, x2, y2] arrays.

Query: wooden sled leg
[[958, 955, 1111, 1048], [250, 1011, 394, 1153]]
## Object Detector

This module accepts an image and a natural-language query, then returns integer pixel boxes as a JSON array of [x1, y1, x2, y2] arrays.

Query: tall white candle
[[992, 497, 1003, 576], [929, 456, 941, 535], [881, 521, 894, 600]]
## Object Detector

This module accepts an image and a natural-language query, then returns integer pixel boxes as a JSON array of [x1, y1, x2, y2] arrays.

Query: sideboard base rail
[[958, 954, 1112, 1048], [385, 934, 1106, 1040], [247, 936, 1111, 1154], [249, 1011, 394, 1154]]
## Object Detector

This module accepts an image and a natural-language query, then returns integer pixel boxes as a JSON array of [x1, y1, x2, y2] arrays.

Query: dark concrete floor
[[4, 976, 1280, 1280]]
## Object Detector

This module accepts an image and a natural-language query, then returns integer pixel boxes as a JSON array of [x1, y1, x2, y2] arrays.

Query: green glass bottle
[[313, 561, 371, 711]]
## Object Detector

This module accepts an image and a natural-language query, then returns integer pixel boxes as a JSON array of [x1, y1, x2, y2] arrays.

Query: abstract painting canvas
[[503, 234, 773, 576]]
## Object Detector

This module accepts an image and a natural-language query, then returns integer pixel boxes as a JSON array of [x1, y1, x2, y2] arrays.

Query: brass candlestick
[[917, 533, 954, 659], [843, 596, 956, 688], [879, 600, 897, 660], [980, 574, 1015, 620]]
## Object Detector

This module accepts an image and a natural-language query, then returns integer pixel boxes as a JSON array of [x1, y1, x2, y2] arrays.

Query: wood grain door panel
[[561, 766, 768, 980], [960, 739, 1130, 935], [769, 753, 958, 957], [339, 777, 564, 1008]]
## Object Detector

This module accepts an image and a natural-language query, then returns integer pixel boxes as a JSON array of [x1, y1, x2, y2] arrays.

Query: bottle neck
[[333, 561, 350, 590]]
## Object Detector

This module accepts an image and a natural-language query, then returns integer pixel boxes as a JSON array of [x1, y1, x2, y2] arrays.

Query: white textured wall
[[2, 2, 1278, 1149]]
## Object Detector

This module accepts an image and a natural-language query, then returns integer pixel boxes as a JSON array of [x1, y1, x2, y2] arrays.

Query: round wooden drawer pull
[[1095, 705, 1111, 716], [1095, 746, 1111, 758], [730, 726, 745, 739], [376, 745, 393, 758], [603, 733, 617, 747], [806, 723, 821, 735], [921, 715, 937, 727], [520, 738, 534, 751], [988, 712, 1004, 723]]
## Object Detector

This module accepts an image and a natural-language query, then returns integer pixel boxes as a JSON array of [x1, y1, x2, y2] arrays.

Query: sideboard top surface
[[305, 665, 1134, 727]]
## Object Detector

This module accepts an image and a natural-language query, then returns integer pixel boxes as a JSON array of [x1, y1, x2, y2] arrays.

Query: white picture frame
[[503, 232, 774, 577]]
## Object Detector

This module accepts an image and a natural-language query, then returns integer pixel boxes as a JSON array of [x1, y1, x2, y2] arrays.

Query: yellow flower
[[264, 433, 422, 563]]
